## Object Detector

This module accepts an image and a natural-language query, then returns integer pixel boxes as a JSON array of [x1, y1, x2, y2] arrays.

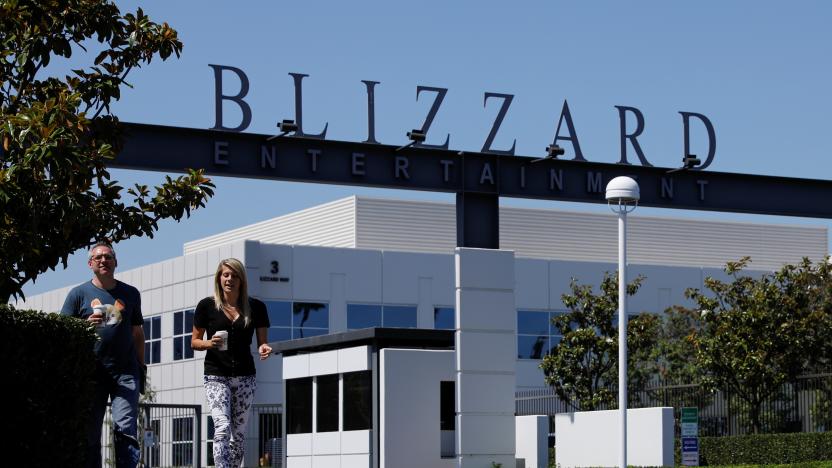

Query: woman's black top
[[194, 297, 270, 377]]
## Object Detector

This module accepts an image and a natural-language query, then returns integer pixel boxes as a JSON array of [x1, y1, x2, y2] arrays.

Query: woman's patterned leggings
[[204, 375, 257, 468]]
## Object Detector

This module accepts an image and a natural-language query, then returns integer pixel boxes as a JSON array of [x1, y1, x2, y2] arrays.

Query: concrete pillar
[[455, 248, 516, 468]]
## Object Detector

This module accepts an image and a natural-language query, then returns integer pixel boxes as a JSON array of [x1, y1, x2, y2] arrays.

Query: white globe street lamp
[[605, 176, 639, 468]]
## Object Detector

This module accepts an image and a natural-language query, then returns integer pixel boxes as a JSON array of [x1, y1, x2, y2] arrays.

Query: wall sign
[[259, 260, 289, 283]]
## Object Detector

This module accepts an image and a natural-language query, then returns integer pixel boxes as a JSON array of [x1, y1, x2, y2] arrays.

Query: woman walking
[[192, 258, 272, 467]]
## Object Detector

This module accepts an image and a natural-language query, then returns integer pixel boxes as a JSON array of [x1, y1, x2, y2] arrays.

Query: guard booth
[[273, 328, 456, 468]]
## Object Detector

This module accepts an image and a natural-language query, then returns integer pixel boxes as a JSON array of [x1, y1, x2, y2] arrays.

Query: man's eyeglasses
[[91, 254, 115, 262]]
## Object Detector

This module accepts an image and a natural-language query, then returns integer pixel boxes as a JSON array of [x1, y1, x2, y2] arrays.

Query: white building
[[18, 196, 827, 467]]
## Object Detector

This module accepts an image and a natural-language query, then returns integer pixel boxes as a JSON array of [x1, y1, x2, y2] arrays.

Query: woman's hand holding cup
[[212, 330, 229, 350]]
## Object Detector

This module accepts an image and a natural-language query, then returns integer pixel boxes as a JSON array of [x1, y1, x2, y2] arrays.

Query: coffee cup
[[92, 305, 106, 327], [213, 330, 228, 351]]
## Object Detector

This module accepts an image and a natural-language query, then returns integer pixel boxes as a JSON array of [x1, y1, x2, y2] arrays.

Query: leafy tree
[[0, 0, 214, 302], [540, 272, 660, 411], [652, 306, 702, 383], [685, 256, 832, 433], [634, 305, 714, 414]]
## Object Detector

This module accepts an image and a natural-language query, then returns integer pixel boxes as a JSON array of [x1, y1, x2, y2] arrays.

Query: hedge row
[[1, 304, 97, 467], [699, 431, 832, 465]]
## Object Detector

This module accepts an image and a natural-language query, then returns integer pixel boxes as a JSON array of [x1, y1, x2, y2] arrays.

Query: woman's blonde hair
[[213, 258, 251, 326]]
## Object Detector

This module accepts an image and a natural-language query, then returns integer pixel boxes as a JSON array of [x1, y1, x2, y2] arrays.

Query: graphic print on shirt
[[91, 297, 125, 326]]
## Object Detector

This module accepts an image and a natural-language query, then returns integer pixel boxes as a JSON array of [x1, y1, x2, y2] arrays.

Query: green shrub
[[1, 304, 97, 467], [700, 431, 832, 465]]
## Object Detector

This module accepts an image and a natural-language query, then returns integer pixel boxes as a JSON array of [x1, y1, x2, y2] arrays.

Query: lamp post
[[605, 176, 640, 468]]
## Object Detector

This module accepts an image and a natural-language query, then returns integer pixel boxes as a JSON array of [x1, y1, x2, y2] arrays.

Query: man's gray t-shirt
[[61, 280, 143, 376]]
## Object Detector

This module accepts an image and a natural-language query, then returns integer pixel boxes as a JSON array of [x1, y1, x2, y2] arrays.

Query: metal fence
[[517, 373, 832, 438], [102, 403, 285, 468], [243, 404, 283, 468], [101, 403, 201, 468]]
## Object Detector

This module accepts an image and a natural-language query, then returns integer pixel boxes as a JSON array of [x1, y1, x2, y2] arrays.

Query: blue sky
[[22, 1, 832, 297]]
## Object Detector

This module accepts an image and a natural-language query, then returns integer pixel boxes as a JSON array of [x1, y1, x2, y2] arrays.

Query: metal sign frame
[[116, 122, 832, 249]]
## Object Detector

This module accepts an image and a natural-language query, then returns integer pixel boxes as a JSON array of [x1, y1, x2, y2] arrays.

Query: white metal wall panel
[[355, 197, 457, 254], [351, 197, 826, 270], [183, 197, 357, 254], [182, 196, 826, 270], [501, 206, 827, 270]]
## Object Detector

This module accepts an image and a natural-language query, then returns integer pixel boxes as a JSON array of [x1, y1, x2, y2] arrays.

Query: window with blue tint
[[517, 310, 566, 360], [267, 327, 292, 343], [173, 309, 195, 361], [265, 301, 292, 343], [264, 301, 329, 343], [144, 316, 162, 365], [266, 301, 292, 327], [434, 307, 455, 330], [347, 304, 382, 330], [383, 305, 417, 328], [293, 302, 328, 337], [518, 310, 550, 335], [518, 335, 549, 360]]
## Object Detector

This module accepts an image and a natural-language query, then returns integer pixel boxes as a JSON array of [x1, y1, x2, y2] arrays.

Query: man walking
[[62, 241, 145, 468]]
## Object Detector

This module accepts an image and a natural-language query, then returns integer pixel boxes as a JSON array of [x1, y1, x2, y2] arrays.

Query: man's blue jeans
[[87, 369, 140, 468]]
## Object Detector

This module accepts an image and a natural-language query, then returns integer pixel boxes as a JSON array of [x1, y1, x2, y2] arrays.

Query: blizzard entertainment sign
[[208, 65, 718, 171], [114, 67, 832, 248]]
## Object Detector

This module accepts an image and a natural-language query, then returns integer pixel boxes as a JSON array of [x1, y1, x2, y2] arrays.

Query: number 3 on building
[[271, 261, 279, 274]]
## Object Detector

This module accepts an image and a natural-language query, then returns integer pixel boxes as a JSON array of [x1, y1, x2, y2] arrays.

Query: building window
[[434, 306, 455, 330], [265, 301, 292, 342], [292, 302, 328, 339], [343, 371, 372, 431], [286, 377, 313, 434], [382, 305, 417, 328], [173, 309, 194, 361], [440, 381, 455, 458], [316, 374, 339, 432], [143, 316, 161, 365], [172, 417, 194, 466], [266, 301, 329, 342], [347, 304, 381, 330], [517, 310, 564, 360], [347, 304, 417, 330], [173, 309, 195, 361]]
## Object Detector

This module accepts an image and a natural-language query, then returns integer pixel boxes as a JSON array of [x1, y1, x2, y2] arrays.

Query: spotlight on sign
[[529, 144, 565, 164], [266, 120, 299, 141], [667, 154, 702, 173], [683, 155, 701, 168], [396, 129, 427, 151]]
